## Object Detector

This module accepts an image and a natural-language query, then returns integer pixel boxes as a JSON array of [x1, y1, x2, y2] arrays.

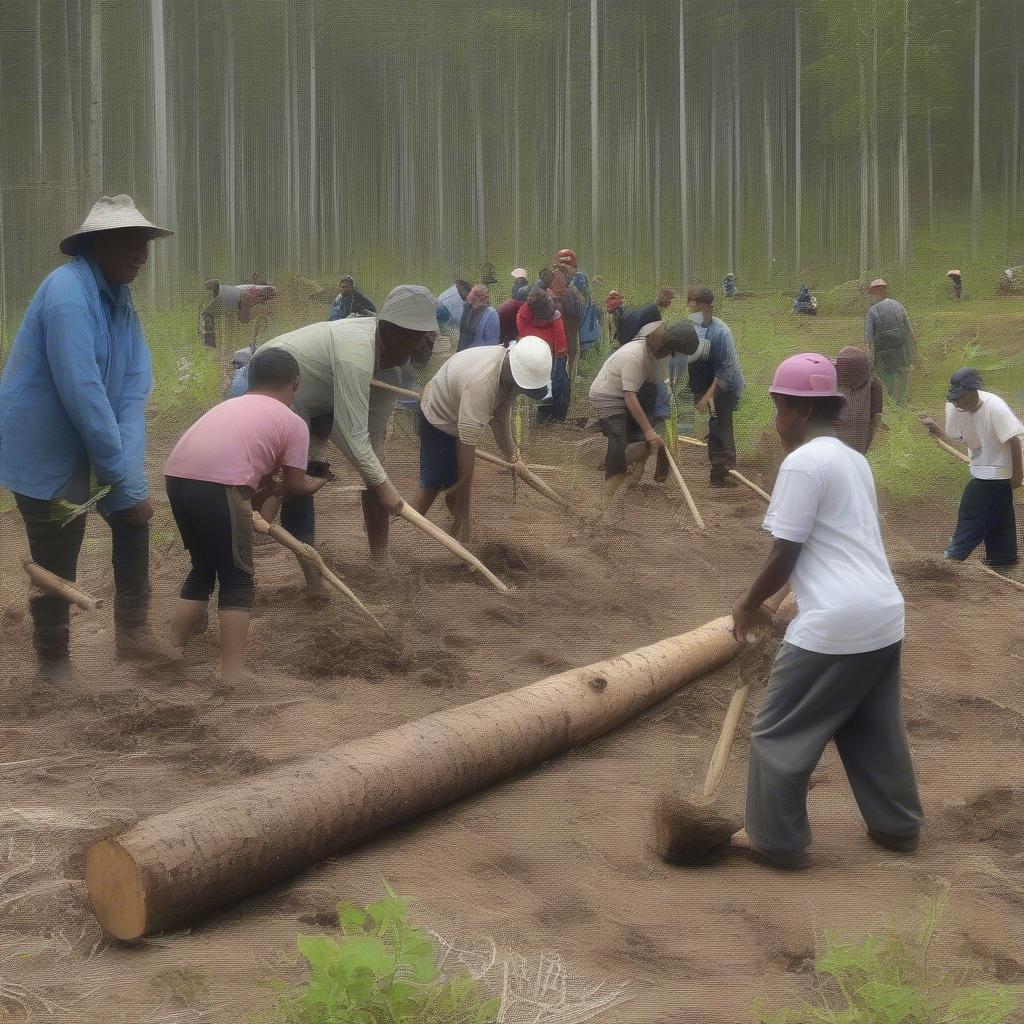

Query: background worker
[[328, 275, 376, 321], [920, 368, 1024, 570], [864, 278, 916, 407], [834, 346, 884, 454], [730, 353, 922, 868], [457, 284, 500, 351], [263, 285, 438, 580], [0, 194, 173, 681], [685, 287, 745, 488], [414, 337, 553, 542], [617, 287, 675, 345], [588, 321, 699, 512], [518, 288, 569, 423]]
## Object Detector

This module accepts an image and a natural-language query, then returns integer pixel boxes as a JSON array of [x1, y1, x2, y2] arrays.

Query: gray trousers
[[745, 640, 922, 862]]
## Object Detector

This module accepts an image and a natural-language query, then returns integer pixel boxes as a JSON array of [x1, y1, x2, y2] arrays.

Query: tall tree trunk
[[731, 1, 741, 273], [225, 6, 237, 280], [88, 0, 103, 195], [435, 83, 445, 267], [709, 66, 717, 247], [590, 0, 599, 255], [794, 4, 802, 276], [970, 0, 981, 258], [727, 96, 735, 272], [1011, 39, 1020, 239], [925, 99, 935, 237], [762, 80, 773, 276], [150, 0, 169, 301], [563, 0, 573, 232], [858, 53, 870, 280], [896, 0, 910, 269], [193, 0, 204, 279], [678, 0, 690, 284], [870, 14, 881, 269], [654, 115, 662, 284], [309, 19, 317, 272], [475, 123, 485, 262], [513, 64, 521, 260], [62, 0, 79, 185], [35, 0, 45, 177]]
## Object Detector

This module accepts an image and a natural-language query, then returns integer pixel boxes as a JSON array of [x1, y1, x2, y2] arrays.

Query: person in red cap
[[728, 352, 921, 869]]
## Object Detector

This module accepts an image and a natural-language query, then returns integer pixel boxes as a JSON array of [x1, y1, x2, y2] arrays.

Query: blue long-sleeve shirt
[[0, 255, 153, 512], [686, 316, 745, 397], [457, 307, 500, 351]]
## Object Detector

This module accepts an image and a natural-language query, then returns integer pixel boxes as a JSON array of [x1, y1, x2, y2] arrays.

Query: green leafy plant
[[258, 890, 501, 1024], [751, 894, 1019, 1024]]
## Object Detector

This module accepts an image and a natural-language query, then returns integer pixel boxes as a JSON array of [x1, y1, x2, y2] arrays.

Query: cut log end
[[84, 838, 147, 942], [652, 791, 740, 866]]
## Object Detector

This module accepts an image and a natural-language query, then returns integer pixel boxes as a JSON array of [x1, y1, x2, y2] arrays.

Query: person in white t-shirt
[[919, 368, 1023, 569], [727, 352, 922, 869]]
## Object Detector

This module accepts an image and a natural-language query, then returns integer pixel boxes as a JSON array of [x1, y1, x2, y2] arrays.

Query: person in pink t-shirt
[[164, 348, 326, 682]]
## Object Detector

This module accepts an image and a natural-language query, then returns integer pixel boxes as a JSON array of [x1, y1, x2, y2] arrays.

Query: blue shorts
[[418, 411, 460, 490]]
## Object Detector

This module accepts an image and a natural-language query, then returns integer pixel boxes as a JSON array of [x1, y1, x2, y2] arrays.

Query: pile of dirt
[[272, 622, 416, 680], [943, 787, 1024, 856]]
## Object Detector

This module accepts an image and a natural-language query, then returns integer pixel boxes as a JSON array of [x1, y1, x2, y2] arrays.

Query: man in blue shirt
[[0, 194, 173, 681], [685, 287, 745, 487], [328, 276, 376, 321]]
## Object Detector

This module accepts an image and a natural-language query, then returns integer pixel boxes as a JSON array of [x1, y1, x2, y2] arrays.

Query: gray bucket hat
[[380, 285, 439, 332], [61, 194, 173, 256]]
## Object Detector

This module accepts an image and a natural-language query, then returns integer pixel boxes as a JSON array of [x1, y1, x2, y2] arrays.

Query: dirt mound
[[273, 623, 416, 680], [943, 787, 1024, 855], [475, 539, 563, 581], [891, 556, 960, 585]]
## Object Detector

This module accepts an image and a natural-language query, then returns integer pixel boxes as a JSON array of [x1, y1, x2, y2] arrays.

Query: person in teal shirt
[[0, 195, 173, 681]]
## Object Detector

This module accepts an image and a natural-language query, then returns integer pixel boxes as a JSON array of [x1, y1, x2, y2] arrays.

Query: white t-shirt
[[945, 392, 1024, 480], [588, 339, 668, 418], [763, 436, 904, 655]]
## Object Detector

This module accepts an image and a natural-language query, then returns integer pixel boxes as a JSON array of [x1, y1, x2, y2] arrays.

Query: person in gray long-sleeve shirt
[[262, 286, 438, 582], [864, 279, 916, 407]]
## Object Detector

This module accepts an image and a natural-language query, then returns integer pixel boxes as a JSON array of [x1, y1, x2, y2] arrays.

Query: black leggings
[[166, 477, 255, 610]]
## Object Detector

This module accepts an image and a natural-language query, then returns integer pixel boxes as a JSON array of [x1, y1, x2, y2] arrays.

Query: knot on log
[[588, 676, 608, 694]]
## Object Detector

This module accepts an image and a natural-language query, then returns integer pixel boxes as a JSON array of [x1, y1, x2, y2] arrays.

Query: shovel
[[654, 588, 793, 865]]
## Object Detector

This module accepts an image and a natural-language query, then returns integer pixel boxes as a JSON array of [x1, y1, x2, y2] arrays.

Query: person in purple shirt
[[0, 195, 174, 682]]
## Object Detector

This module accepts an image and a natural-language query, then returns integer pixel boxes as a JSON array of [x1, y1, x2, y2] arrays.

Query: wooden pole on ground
[[676, 434, 708, 448], [397, 504, 509, 593], [23, 561, 102, 612], [662, 449, 706, 531], [475, 449, 572, 511], [84, 597, 792, 940], [251, 514, 384, 630]]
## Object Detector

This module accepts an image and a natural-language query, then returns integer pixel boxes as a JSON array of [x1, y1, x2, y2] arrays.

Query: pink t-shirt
[[165, 394, 309, 489]]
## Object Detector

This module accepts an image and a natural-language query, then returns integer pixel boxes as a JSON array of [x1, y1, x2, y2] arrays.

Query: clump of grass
[[256, 889, 500, 1024], [151, 966, 211, 1007], [751, 892, 1020, 1024]]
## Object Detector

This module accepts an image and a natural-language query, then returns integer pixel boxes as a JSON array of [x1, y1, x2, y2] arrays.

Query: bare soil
[[1, 422, 1023, 1023]]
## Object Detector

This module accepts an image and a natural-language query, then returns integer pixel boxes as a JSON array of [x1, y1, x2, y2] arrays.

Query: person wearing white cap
[[261, 285, 438, 578], [864, 278, 916, 407], [414, 337, 552, 542], [0, 194, 174, 681]]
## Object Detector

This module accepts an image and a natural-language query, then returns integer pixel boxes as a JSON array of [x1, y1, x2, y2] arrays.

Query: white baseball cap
[[511, 267, 528, 279], [509, 336, 553, 390], [380, 285, 439, 332]]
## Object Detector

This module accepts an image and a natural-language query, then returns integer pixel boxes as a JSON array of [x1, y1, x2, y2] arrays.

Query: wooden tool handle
[[676, 434, 708, 448], [252, 514, 384, 629], [728, 469, 772, 503], [663, 448, 706, 531], [24, 561, 103, 612], [397, 504, 509, 593], [701, 683, 750, 799], [476, 450, 572, 511], [370, 378, 421, 400], [931, 434, 972, 465]]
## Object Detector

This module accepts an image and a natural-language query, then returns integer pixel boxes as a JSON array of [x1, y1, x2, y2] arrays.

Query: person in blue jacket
[[0, 194, 173, 682]]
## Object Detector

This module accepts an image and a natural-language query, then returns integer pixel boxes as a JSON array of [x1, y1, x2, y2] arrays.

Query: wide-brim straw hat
[[60, 194, 173, 256]]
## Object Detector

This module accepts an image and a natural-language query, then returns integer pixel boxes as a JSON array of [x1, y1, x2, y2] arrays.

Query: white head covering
[[380, 285, 439, 332], [60, 194, 173, 256]]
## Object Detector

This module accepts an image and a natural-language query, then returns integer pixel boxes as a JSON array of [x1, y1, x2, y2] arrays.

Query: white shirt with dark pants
[[744, 437, 922, 864]]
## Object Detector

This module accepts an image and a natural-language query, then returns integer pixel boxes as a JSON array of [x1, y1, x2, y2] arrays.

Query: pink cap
[[869, 278, 887, 289], [769, 353, 840, 398]]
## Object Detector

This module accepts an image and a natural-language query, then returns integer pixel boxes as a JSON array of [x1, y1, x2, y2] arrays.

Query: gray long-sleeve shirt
[[864, 298, 915, 362]]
